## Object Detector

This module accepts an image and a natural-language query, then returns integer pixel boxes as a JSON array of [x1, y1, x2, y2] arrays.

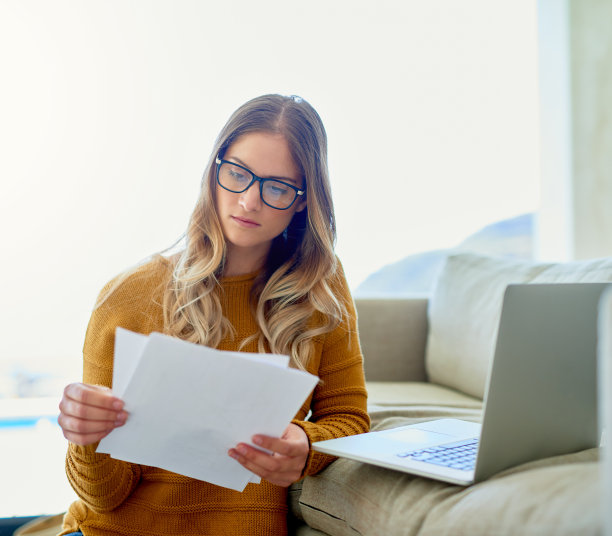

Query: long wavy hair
[[163, 94, 345, 369]]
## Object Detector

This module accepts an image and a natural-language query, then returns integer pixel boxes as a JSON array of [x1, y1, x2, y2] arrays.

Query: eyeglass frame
[[215, 157, 306, 210]]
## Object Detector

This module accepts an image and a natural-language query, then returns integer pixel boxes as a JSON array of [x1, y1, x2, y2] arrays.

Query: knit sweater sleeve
[[292, 261, 370, 477], [65, 258, 167, 512]]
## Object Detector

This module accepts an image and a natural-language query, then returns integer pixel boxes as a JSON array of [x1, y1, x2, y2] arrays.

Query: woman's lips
[[232, 216, 260, 228]]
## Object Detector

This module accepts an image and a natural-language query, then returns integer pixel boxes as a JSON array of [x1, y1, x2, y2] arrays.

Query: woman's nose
[[238, 182, 262, 211]]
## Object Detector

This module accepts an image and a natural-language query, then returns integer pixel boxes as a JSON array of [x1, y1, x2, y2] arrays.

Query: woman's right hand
[[58, 383, 128, 446]]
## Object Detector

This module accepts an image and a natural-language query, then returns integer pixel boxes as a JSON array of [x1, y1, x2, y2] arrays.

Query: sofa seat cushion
[[294, 416, 601, 536], [366, 381, 482, 429], [366, 381, 482, 411]]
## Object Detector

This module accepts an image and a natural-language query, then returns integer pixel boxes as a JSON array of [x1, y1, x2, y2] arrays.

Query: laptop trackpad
[[383, 427, 453, 447]]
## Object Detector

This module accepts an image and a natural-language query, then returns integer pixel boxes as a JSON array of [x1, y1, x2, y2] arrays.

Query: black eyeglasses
[[215, 157, 305, 210]]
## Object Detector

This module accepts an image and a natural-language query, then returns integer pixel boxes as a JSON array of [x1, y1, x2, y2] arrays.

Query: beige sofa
[[288, 252, 612, 536]]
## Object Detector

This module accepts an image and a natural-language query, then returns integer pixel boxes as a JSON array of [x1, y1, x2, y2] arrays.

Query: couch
[[13, 253, 612, 536], [288, 252, 612, 536]]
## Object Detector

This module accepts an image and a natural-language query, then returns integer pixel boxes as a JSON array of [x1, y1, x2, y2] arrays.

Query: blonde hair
[[163, 94, 345, 369]]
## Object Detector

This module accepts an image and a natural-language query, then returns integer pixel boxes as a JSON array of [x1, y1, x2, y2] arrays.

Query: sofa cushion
[[295, 415, 601, 536], [425, 252, 612, 398], [419, 454, 601, 536], [356, 298, 428, 382], [366, 381, 482, 419]]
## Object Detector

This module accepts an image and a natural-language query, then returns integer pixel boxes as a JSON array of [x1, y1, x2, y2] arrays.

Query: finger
[[228, 446, 295, 486], [63, 427, 113, 446], [58, 413, 119, 436], [63, 383, 123, 411], [59, 397, 127, 423], [230, 443, 303, 477], [229, 444, 282, 472], [252, 434, 301, 458]]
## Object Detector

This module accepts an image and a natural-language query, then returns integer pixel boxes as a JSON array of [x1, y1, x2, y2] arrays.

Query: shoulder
[[82, 255, 174, 382], [95, 254, 174, 317], [327, 256, 354, 307]]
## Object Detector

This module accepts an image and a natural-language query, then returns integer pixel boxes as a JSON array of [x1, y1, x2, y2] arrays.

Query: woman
[[57, 94, 369, 536]]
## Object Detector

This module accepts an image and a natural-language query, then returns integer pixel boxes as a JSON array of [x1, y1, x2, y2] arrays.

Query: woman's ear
[[295, 198, 307, 213]]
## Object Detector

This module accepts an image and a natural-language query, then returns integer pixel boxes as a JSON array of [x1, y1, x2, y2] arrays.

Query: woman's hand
[[58, 382, 128, 446], [228, 423, 310, 487]]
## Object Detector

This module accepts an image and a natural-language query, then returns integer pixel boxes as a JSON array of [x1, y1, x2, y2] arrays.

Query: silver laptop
[[313, 283, 610, 486]]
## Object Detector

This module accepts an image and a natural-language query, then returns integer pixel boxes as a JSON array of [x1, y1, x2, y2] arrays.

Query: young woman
[[57, 94, 369, 536]]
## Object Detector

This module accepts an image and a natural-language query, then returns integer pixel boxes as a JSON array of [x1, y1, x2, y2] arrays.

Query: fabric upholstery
[[294, 414, 601, 536], [420, 453, 601, 536], [425, 253, 612, 398], [366, 381, 481, 409], [366, 381, 482, 426], [356, 298, 428, 382], [600, 288, 612, 536]]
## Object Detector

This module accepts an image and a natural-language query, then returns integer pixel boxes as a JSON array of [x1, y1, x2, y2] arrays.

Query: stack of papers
[[97, 328, 318, 491]]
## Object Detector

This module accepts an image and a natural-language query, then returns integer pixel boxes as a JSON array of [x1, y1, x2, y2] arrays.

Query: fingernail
[[112, 401, 123, 410], [253, 436, 262, 446], [237, 445, 248, 455]]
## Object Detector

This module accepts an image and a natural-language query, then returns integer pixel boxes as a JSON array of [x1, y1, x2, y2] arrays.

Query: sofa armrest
[[355, 298, 428, 382]]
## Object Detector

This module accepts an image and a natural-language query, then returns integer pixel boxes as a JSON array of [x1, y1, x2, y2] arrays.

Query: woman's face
[[215, 131, 306, 270]]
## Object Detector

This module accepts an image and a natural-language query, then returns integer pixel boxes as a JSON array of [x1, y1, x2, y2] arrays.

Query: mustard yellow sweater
[[62, 257, 369, 536]]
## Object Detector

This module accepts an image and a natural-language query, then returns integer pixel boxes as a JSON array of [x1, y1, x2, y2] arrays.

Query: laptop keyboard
[[396, 438, 478, 471]]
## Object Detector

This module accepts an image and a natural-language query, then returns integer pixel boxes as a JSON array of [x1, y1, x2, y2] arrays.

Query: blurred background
[[0, 0, 540, 402]]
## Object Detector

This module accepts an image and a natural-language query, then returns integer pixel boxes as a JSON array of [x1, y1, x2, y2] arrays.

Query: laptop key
[[396, 438, 478, 471]]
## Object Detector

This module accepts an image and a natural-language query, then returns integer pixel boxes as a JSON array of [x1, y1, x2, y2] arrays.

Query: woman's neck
[[223, 245, 268, 278]]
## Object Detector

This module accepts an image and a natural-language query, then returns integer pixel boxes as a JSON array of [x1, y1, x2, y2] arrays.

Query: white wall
[[536, 0, 612, 261]]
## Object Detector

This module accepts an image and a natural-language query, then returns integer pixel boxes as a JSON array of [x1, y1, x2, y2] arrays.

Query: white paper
[[97, 329, 318, 491], [112, 328, 148, 397]]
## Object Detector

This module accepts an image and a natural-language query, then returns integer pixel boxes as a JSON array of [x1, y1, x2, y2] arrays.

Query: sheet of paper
[[98, 329, 318, 491], [112, 328, 148, 397]]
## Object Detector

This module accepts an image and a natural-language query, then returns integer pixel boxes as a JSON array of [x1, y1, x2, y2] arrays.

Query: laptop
[[313, 282, 610, 486]]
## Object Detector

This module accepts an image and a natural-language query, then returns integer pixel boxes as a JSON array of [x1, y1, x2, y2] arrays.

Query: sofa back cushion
[[356, 298, 428, 382], [425, 252, 612, 399]]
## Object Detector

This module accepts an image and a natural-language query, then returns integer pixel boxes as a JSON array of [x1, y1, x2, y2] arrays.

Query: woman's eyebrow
[[226, 156, 300, 185]]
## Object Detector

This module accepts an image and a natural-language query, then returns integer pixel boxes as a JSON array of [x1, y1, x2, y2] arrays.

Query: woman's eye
[[268, 184, 289, 197], [229, 169, 249, 182], [263, 182, 295, 206]]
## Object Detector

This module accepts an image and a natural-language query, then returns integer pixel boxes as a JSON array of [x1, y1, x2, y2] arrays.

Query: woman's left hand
[[228, 423, 309, 487]]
